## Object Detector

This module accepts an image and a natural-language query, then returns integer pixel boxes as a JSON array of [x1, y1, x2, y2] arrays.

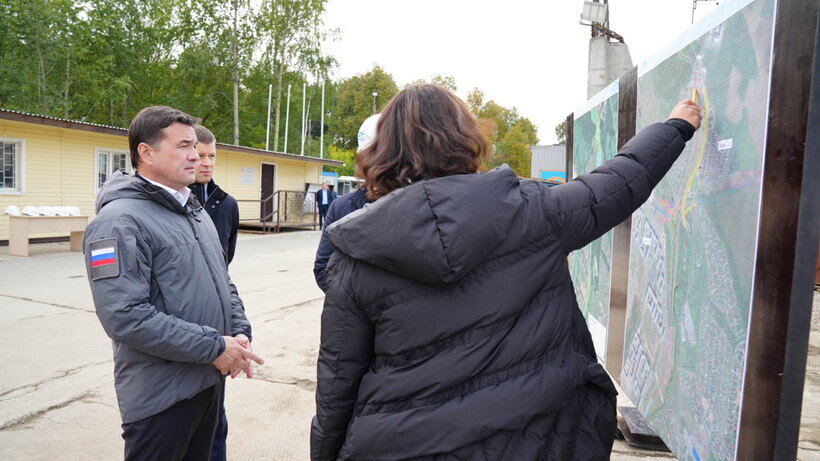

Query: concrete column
[[587, 38, 633, 98]]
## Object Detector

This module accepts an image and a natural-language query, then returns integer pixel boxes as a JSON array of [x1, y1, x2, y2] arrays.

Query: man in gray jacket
[[83, 106, 263, 461]]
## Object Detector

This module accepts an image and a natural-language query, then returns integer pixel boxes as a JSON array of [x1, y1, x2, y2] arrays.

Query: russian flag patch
[[87, 238, 120, 280], [91, 247, 117, 267]]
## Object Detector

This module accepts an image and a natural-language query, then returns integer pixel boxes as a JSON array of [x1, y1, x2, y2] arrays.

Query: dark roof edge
[[0, 108, 127, 135], [0, 108, 343, 166], [215, 143, 343, 166]]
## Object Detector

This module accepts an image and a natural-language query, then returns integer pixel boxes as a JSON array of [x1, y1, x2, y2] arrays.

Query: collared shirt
[[203, 183, 210, 203], [321, 189, 329, 205], [139, 174, 191, 207]]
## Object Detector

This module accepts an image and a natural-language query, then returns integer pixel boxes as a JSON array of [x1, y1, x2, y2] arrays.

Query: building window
[[96, 148, 132, 193], [0, 137, 24, 194]]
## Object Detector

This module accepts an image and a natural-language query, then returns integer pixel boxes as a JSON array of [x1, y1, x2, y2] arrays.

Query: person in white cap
[[312, 114, 379, 291]]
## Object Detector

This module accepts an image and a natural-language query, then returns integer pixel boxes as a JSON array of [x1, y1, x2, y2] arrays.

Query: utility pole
[[581, 0, 632, 98]]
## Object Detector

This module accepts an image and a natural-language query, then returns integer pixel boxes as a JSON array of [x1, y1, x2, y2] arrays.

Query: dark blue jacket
[[189, 180, 239, 265], [317, 189, 338, 208], [313, 188, 368, 291]]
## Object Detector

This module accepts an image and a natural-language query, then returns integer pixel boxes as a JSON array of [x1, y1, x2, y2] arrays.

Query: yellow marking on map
[[680, 86, 710, 228]]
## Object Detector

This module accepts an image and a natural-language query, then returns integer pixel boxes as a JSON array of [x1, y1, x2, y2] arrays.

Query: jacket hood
[[326, 167, 524, 286], [96, 171, 192, 214]]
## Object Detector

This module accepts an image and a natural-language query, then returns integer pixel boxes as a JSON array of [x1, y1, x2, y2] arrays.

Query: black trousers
[[209, 383, 228, 461], [122, 383, 221, 461], [318, 204, 329, 228]]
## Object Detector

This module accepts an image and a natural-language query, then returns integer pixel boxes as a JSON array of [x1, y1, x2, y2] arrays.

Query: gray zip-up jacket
[[83, 171, 251, 423]]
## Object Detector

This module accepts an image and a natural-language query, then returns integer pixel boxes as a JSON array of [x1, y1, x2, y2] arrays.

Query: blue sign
[[540, 170, 566, 183]]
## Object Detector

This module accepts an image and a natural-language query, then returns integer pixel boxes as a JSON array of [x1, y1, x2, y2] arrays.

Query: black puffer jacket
[[312, 121, 691, 460]]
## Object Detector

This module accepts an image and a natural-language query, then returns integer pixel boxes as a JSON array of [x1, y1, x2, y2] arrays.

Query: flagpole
[[284, 84, 291, 153], [265, 83, 272, 151], [320, 81, 325, 159]]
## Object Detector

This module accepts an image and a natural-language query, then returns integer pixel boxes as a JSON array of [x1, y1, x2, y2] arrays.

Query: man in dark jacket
[[83, 106, 263, 461], [313, 114, 378, 291], [316, 183, 337, 228], [311, 92, 700, 459], [313, 187, 367, 291], [188, 124, 246, 461], [189, 125, 240, 265]]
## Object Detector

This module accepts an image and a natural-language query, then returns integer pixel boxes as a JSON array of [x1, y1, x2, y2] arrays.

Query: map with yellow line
[[621, 0, 775, 458]]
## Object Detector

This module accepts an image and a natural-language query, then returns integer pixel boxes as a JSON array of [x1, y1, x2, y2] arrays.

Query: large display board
[[620, 0, 775, 458], [569, 80, 619, 363]]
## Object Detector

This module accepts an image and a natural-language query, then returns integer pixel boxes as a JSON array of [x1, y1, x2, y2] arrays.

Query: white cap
[[3, 205, 20, 216], [37, 206, 56, 216], [22, 206, 38, 216], [357, 114, 381, 153]]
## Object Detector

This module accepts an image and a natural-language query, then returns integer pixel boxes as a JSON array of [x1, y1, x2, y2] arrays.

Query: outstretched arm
[[545, 100, 701, 252]]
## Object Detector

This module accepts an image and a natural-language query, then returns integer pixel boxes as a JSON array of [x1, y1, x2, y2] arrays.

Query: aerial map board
[[569, 80, 619, 364], [621, 0, 774, 458]]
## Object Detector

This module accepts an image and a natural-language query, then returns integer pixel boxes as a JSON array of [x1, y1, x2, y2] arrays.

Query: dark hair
[[194, 124, 215, 144], [128, 106, 198, 169], [357, 84, 489, 200]]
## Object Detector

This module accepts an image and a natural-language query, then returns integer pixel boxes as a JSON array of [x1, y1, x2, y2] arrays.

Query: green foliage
[[430, 75, 458, 92], [329, 65, 398, 150], [467, 88, 539, 177], [324, 145, 356, 176], [408, 75, 458, 92], [488, 118, 538, 177], [0, 0, 332, 150], [0, 1, 541, 175], [257, 0, 334, 151], [555, 120, 567, 144]]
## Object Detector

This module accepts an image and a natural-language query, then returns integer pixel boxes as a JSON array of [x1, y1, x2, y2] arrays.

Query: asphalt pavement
[[0, 231, 816, 460]]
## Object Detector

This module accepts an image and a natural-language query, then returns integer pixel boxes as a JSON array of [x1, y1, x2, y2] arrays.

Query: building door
[[261, 164, 276, 221]]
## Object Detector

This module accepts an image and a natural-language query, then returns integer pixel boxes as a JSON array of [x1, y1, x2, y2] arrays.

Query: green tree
[[164, 0, 256, 143], [257, 0, 333, 151], [80, 0, 201, 125], [555, 120, 567, 144], [466, 87, 538, 177], [325, 145, 356, 176], [408, 74, 458, 92], [0, 0, 84, 116], [490, 118, 539, 176], [466, 87, 519, 139], [329, 65, 398, 150], [466, 88, 484, 114]]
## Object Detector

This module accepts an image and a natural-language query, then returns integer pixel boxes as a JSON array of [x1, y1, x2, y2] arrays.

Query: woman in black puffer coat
[[311, 84, 701, 461]]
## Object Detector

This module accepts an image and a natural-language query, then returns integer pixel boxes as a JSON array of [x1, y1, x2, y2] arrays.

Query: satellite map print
[[570, 82, 619, 362], [620, 0, 775, 458]]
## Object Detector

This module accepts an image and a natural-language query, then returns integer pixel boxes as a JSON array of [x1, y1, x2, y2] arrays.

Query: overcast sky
[[322, 0, 721, 144]]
